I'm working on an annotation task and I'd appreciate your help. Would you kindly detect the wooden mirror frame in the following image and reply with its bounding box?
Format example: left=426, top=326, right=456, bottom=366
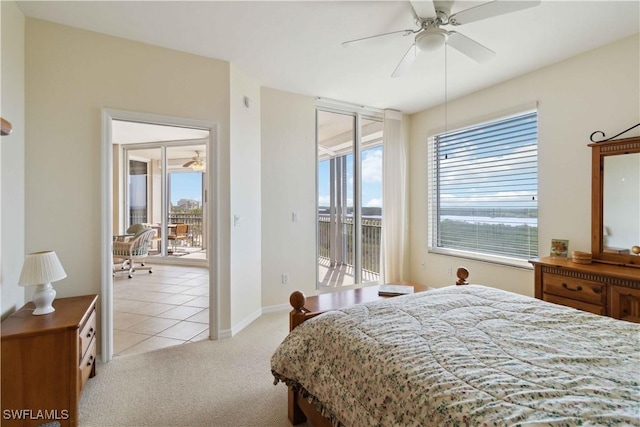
left=590, top=135, right=640, bottom=267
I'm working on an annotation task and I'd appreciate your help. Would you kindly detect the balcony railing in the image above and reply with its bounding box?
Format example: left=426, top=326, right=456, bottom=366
left=169, top=213, right=203, bottom=248
left=129, top=212, right=204, bottom=248
left=318, top=214, right=381, bottom=275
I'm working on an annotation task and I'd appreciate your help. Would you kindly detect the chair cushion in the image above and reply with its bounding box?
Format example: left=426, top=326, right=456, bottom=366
left=126, top=223, right=147, bottom=236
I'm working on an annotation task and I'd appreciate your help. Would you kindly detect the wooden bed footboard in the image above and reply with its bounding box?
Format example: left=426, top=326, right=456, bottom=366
left=285, top=268, right=469, bottom=425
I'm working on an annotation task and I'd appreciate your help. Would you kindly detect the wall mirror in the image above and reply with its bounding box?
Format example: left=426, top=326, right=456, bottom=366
left=591, top=135, right=640, bottom=267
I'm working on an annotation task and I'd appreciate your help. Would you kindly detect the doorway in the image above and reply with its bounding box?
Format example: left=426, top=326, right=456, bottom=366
left=101, top=109, right=219, bottom=362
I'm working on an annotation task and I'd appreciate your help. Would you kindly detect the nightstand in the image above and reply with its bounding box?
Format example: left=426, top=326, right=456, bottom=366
left=1, top=294, right=98, bottom=426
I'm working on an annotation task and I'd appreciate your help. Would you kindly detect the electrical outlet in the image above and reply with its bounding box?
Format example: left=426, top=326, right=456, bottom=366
left=420, top=262, right=426, bottom=270
left=282, top=273, right=289, bottom=284
left=447, top=266, right=453, bottom=276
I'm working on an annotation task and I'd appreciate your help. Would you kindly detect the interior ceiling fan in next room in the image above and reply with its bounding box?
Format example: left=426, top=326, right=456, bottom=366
left=343, top=0, right=541, bottom=77
left=182, top=151, right=206, bottom=171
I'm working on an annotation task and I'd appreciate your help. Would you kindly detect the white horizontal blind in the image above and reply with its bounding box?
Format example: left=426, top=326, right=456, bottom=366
left=431, top=111, right=538, bottom=261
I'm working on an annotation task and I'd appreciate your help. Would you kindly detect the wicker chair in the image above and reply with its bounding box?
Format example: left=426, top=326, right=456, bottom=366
left=167, top=223, right=189, bottom=255
left=113, top=228, right=155, bottom=278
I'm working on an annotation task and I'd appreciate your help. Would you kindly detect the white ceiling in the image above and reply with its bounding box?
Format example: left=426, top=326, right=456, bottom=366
left=111, top=120, right=208, bottom=162
left=17, top=1, right=640, bottom=114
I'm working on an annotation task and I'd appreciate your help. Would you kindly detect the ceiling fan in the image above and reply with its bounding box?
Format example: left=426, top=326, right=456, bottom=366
left=343, top=0, right=541, bottom=77
left=182, top=151, right=206, bottom=171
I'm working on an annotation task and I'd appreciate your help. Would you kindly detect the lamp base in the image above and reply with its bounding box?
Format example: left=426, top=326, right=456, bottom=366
left=32, top=283, right=56, bottom=315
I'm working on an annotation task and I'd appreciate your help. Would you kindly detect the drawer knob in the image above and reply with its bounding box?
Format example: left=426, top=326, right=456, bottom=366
left=562, top=283, right=583, bottom=292
left=86, top=327, right=94, bottom=338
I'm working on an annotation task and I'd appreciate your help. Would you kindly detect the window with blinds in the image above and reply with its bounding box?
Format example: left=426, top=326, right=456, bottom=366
left=428, top=110, right=538, bottom=263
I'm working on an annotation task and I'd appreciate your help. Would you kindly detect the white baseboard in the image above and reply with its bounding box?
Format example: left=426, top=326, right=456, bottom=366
left=211, top=305, right=290, bottom=340
left=230, top=307, right=263, bottom=337
left=261, top=303, right=291, bottom=314
left=217, top=329, right=233, bottom=339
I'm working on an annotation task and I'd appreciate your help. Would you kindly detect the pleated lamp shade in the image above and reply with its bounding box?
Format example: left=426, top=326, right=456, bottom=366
left=19, top=251, right=67, bottom=315
left=19, top=251, right=67, bottom=286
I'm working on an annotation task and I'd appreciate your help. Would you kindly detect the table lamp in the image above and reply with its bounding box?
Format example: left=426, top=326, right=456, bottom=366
left=18, top=251, right=67, bottom=315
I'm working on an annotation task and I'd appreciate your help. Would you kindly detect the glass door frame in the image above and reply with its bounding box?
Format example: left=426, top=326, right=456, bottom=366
left=316, top=103, right=383, bottom=289
left=122, top=140, right=208, bottom=264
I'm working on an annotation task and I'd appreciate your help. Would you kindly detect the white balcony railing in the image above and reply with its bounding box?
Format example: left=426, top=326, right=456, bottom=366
left=318, top=214, right=381, bottom=276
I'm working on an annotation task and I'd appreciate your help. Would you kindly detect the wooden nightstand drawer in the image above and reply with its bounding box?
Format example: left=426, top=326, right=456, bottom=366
left=543, top=293, right=606, bottom=316
left=80, top=337, right=97, bottom=390
left=543, top=274, right=606, bottom=305
left=79, top=309, right=96, bottom=360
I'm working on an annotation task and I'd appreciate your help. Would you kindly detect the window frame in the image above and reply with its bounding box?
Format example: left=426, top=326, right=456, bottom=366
left=427, top=108, right=539, bottom=269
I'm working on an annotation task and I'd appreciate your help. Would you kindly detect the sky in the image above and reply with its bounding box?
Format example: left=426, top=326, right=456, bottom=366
left=170, top=146, right=383, bottom=211
left=170, top=172, right=203, bottom=205
left=318, top=146, right=382, bottom=209
left=438, top=112, right=538, bottom=210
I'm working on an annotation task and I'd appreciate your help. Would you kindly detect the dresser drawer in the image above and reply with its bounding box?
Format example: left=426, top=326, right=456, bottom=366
left=80, top=336, right=97, bottom=390
left=542, top=274, right=606, bottom=305
left=610, top=285, right=640, bottom=323
left=543, top=293, right=607, bottom=316
left=79, top=309, right=97, bottom=360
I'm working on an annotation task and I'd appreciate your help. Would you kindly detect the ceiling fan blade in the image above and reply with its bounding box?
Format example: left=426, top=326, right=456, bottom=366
left=342, top=29, right=415, bottom=47
left=183, top=160, right=196, bottom=167
left=392, top=44, right=418, bottom=78
left=449, top=0, right=541, bottom=26
left=409, top=0, right=436, bottom=19
left=447, top=31, right=495, bottom=63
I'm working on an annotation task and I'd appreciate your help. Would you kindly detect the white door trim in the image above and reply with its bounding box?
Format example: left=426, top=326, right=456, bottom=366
left=101, top=108, right=220, bottom=362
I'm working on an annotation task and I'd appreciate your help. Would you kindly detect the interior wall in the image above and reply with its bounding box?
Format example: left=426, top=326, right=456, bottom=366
left=1, top=1, right=26, bottom=319
left=229, top=65, right=262, bottom=331
left=409, top=34, right=640, bottom=296
left=111, top=144, right=123, bottom=234
left=24, top=19, right=232, bottom=328
left=261, top=88, right=316, bottom=310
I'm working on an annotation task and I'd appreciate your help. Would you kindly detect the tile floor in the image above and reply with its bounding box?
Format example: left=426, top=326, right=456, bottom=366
left=113, top=263, right=209, bottom=357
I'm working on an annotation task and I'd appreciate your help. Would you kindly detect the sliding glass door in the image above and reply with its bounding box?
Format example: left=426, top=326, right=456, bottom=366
left=360, top=118, right=384, bottom=283
left=166, top=146, right=207, bottom=259
left=122, top=142, right=208, bottom=262
left=128, top=159, right=151, bottom=225
left=317, top=110, right=383, bottom=288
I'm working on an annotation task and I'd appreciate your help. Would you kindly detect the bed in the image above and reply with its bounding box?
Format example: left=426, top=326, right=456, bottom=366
left=271, top=279, right=640, bottom=426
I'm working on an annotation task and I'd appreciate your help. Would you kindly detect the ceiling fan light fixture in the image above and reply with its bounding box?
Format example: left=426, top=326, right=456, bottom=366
left=415, top=28, right=448, bottom=52
left=191, top=161, right=205, bottom=172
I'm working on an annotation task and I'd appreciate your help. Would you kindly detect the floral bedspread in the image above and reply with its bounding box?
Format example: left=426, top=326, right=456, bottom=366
left=271, top=285, right=640, bottom=426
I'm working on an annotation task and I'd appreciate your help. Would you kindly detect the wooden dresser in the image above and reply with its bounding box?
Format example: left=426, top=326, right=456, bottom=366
left=530, top=257, right=640, bottom=323
left=1, top=294, right=98, bottom=426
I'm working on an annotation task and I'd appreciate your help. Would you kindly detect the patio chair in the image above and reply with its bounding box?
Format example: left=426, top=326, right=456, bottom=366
left=113, top=228, right=155, bottom=278
left=168, top=223, right=189, bottom=255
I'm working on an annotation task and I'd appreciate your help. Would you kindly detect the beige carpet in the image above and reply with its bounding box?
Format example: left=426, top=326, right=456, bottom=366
left=80, top=311, right=307, bottom=427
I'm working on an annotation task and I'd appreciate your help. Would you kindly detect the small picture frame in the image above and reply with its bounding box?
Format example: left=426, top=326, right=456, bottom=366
left=551, top=239, right=569, bottom=258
